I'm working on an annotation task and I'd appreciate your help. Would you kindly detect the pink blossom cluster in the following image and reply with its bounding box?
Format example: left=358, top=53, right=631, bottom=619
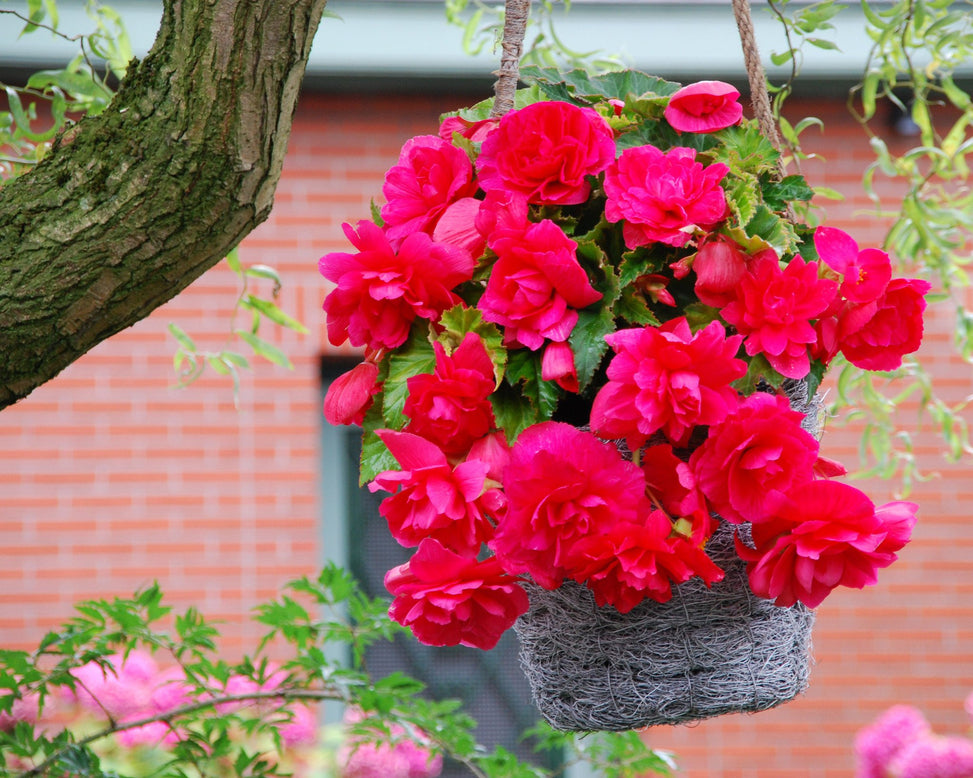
left=854, top=701, right=973, bottom=778
left=338, top=707, right=442, bottom=778
left=0, top=652, right=318, bottom=751
left=319, top=77, right=928, bottom=651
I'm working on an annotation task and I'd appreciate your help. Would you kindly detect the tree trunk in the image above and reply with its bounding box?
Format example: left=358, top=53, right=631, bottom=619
left=0, top=0, right=328, bottom=410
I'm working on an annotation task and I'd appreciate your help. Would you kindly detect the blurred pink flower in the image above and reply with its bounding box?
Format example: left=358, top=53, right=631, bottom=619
left=854, top=704, right=931, bottom=778
left=69, top=650, right=159, bottom=719
left=889, top=734, right=973, bottom=778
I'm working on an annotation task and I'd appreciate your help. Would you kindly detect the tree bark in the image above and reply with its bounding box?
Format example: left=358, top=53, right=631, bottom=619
left=0, top=0, right=328, bottom=410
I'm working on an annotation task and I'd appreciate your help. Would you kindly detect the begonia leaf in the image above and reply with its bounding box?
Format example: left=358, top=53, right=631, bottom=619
left=521, top=66, right=680, bottom=108
left=505, top=349, right=561, bottom=420
left=711, top=123, right=780, bottom=176
left=612, top=287, right=661, bottom=328
left=437, top=304, right=506, bottom=385
left=490, top=381, right=540, bottom=445
left=569, top=305, right=615, bottom=393
left=745, top=205, right=801, bottom=256
left=618, top=246, right=667, bottom=288
left=762, top=174, right=816, bottom=211
left=383, top=323, right=437, bottom=429
left=732, top=352, right=786, bottom=395
left=724, top=173, right=760, bottom=231
left=575, top=239, right=621, bottom=307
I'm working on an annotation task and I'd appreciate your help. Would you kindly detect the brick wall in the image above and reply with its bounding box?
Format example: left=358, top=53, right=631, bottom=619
left=1, top=91, right=970, bottom=776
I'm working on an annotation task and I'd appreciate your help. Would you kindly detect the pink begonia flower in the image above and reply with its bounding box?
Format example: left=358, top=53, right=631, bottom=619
left=813, top=226, right=892, bottom=304
left=889, top=734, right=973, bottom=778
left=590, top=317, right=746, bottom=449
left=478, top=218, right=602, bottom=351
left=385, top=538, right=529, bottom=650
left=736, top=480, right=918, bottom=608
left=664, top=80, right=744, bottom=133
left=438, top=114, right=498, bottom=144
left=476, top=100, right=616, bottom=205
left=474, top=189, right=530, bottom=243
left=324, top=361, right=382, bottom=427
left=466, top=430, right=511, bottom=484
left=604, top=144, right=729, bottom=248
left=320, top=220, right=474, bottom=351
left=836, top=277, right=931, bottom=371
left=369, top=430, right=499, bottom=558
left=690, top=392, right=820, bottom=524
left=640, top=444, right=715, bottom=544
left=540, top=340, right=580, bottom=393
left=693, top=235, right=768, bottom=308
left=403, top=333, right=497, bottom=456
left=431, top=197, right=486, bottom=258
left=721, top=254, right=838, bottom=380
left=567, top=513, right=692, bottom=611
left=380, top=135, right=478, bottom=243
left=854, top=704, right=931, bottom=778
left=491, top=422, right=651, bottom=589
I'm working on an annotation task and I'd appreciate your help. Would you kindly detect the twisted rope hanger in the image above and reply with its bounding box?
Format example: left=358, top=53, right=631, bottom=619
left=490, top=0, right=783, bottom=161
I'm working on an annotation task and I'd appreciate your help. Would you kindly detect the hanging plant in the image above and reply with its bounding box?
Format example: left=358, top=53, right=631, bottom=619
left=317, top=60, right=927, bottom=729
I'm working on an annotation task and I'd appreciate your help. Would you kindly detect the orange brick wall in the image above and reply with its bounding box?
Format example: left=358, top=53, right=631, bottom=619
left=1, top=91, right=971, bottom=777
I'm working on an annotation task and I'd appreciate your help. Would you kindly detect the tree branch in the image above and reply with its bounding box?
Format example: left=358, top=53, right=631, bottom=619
left=0, top=0, right=329, bottom=410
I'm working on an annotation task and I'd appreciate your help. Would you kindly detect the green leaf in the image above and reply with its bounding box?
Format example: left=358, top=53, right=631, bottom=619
left=225, top=247, right=242, bottom=275
left=436, top=304, right=506, bottom=383
left=744, top=205, right=800, bottom=255
left=359, top=402, right=396, bottom=486
left=724, top=173, right=760, bottom=230
left=569, top=306, right=615, bottom=393
left=383, top=324, right=437, bottom=428
left=732, top=353, right=785, bottom=394
left=242, top=295, right=308, bottom=334
left=711, top=122, right=780, bottom=176
left=168, top=323, right=197, bottom=352
left=490, top=381, right=539, bottom=445
left=613, top=287, right=661, bottom=328
left=244, top=264, right=283, bottom=286
left=236, top=331, right=293, bottom=369
left=762, top=174, right=816, bottom=211
left=520, top=66, right=681, bottom=107
left=504, top=349, right=560, bottom=419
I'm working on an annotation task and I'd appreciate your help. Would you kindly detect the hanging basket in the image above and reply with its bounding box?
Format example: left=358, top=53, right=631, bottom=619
left=515, top=522, right=815, bottom=731
left=515, top=379, right=820, bottom=732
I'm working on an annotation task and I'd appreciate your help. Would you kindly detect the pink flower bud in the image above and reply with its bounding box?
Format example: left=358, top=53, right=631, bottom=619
left=323, top=361, right=381, bottom=426
left=693, top=234, right=750, bottom=307
left=541, top=341, right=580, bottom=393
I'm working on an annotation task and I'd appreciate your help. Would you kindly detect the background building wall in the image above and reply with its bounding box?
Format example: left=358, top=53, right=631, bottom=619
left=1, top=90, right=971, bottom=777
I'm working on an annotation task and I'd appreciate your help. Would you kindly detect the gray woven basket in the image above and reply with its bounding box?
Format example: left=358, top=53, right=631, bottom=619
left=515, top=523, right=814, bottom=731
left=515, top=381, right=819, bottom=732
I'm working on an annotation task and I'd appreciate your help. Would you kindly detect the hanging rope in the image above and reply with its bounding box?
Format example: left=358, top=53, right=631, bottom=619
left=491, top=0, right=531, bottom=118
left=731, top=0, right=783, bottom=159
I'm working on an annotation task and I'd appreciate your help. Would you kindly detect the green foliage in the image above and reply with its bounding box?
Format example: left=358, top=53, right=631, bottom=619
left=0, top=572, right=673, bottom=778
left=169, top=249, right=309, bottom=405
left=443, top=0, right=623, bottom=74
left=0, top=0, right=131, bottom=179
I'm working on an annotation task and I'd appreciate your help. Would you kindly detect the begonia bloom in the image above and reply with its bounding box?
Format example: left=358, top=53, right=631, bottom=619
left=403, top=333, right=497, bottom=455
left=385, top=538, right=529, bottom=650
left=478, top=219, right=601, bottom=350
left=381, top=135, right=478, bottom=243
left=721, top=255, right=838, bottom=379
left=813, top=226, right=892, bottom=304
left=491, top=422, right=651, bottom=589
left=476, top=100, right=616, bottom=205
left=541, top=341, right=580, bottom=393
left=664, top=80, right=743, bottom=133
left=369, top=430, right=499, bottom=557
left=590, top=318, right=745, bottom=449
left=604, top=144, right=729, bottom=248
left=691, top=392, right=819, bottom=524
left=320, top=221, right=474, bottom=351
left=438, top=115, right=499, bottom=144
left=836, top=277, right=931, bottom=371
left=693, top=235, right=765, bottom=308
left=324, top=361, right=382, bottom=426
left=736, top=480, right=917, bottom=608
left=641, top=444, right=714, bottom=543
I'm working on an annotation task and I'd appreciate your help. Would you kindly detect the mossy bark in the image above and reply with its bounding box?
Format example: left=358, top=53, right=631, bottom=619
left=0, top=0, right=328, bottom=409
